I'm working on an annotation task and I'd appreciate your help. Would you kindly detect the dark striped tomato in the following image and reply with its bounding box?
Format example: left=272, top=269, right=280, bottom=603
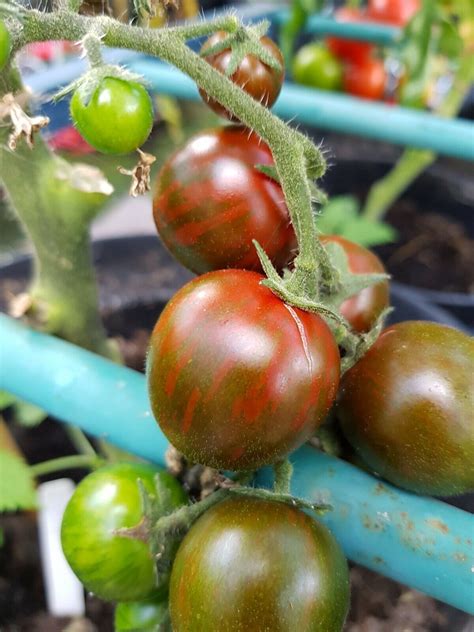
left=338, top=322, right=474, bottom=496
left=320, top=235, right=389, bottom=333
left=199, top=32, right=284, bottom=121
left=61, top=463, right=187, bottom=602
left=152, top=126, right=296, bottom=275
left=169, top=496, right=350, bottom=632
left=147, top=270, right=340, bottom=470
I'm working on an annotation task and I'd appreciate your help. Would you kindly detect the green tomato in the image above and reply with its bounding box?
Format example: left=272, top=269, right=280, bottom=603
left=70, top=77, right=154, bottom=155
left=170, top=496, right=350, bottom=631
left=0, top=20, right=11, bottom=71
left=61, top=462, right=187, bottom=602
left=292, top=44, right=343, bottom=91
left=115, top=597, right=168, bottom=631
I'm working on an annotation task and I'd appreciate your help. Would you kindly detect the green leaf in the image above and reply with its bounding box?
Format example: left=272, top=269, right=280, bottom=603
left=317, top=195, right=359, bottom=234
left=438, top=19, right=463, bottom=58
left=13, top=400, right=47, bottom=428
left=0, top=450, right=37, bottom=512
left=0, top=390, right=16, bottom=410
left=341, top=218, right=397, bottom=247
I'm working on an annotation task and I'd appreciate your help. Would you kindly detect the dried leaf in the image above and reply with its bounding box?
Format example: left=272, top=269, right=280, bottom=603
left=118, top=149, right=156, bottom=197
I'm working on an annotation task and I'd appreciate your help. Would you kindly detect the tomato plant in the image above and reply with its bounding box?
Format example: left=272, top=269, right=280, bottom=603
left=70, top=77, right=153, bottom=155
left=61, top=462, right=187, bottom=602
left=169, top=496, right=350, bottom=632
left=338, top=321, right=474, bottom=496
left=199, top=32, right=284, bottom=120
left=0, top=20, right=11, bottom=70
left=153, top=126, right=297, bottom=274
left=367, top=0, right=421, bottom=26
left=343, top=58, right=386, bottom=100
left=147, top=269, right=340, bottom=471
left=326, top=7, right=374, bottom=63
left=320, top=235, right=389, bottom=333
left=292, top=44, right=343, bottom=90
left=115, top=597, right=168, bottom=631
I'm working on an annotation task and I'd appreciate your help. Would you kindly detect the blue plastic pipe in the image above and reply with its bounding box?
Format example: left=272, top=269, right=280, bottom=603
left=0, top=314, right=472, bottom=613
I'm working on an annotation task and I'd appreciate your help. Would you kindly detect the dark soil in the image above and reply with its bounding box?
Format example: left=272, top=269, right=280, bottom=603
left=376, top=201, right=474, bottom=294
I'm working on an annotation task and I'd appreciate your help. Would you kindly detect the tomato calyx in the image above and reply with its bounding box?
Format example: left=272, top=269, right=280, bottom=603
left=200, top=21, right=283, bottom=79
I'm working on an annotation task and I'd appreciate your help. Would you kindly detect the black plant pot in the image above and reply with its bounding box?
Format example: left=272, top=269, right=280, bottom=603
left=320, top=157, right=474, bottom=329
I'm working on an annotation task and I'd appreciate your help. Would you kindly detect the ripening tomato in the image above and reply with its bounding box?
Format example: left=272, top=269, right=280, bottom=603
left=0, top=20, right=11, bottom=70
left=292, top=44, right=343, bottom=91
left=343, top=58, right=386, bottom=100
left=153, top=126, right=296, bottom=274
left=147, top=270, right=340, bottom=471
left=367, top=0, right=420, bottom=26
left=61, top=463, right=187, bottom=602
left=338, top=322, right=474, bottom=496
left=199, top=32, right=284, bottom=120
left=70, top=77, right=153, bottom=155
left=320, top=235, right=389, bottom=333
left=326, top=8, right=374, bottom=63
left=169, top=496, right=350, bottom=632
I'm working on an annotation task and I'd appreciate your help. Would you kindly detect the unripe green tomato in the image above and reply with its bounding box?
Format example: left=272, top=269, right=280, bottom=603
left=170, top=496, right=350, bottom=632
left=115, top=597, right=168, bottom=631
left=292, top=44, right=343, bottom=91
left=61, top=462, right=187, bottom=602
left=70, top=77, right=154, bottom=155
left=0, top=20, right=11, bottom=71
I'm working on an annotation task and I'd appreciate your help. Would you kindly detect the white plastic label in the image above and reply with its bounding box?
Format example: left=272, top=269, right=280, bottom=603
left=37, top=478, right=85, bottom=617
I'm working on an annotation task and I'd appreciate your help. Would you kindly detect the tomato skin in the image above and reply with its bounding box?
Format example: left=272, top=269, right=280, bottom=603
left=169, top=496, right=349, bottom=632
left=326, top=8, right=374, bottom=63
left=343, top=57, right=386, bottom=100
left=292, top=44, right=343, bottom=90
left=320, top=235, right=389, bottom=333
left=147, top=269, right=340, bottom=471
left=153, top=126, right=296, bottom=274
left=70, top=77, right=153, bottom=155
left=199, top=32, right=284, bottom=120
left=367, top=0, right=420, bottom=26
left=338, top=322, right=474, bottom=496
left=61, top=463, right=187, bottom=602
left=115, top=597, right=168, bottom=631
left=0, top=20, right=11, bottom=70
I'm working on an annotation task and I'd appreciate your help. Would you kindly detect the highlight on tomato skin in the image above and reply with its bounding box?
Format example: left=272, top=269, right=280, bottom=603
left=320, top=235, right=389, bottom=333
left=337, top=321, right=474, bottom=497
left=147, top=269, right=340, bottom=471
left=153, top=126, right=297, bottom=275
left=169, top=496, right=350, bottom=632
left=199, top=32, right=285, bottom=120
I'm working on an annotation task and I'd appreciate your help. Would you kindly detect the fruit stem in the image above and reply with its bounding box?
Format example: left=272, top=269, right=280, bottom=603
left=30, top=454, right=103, bottom=477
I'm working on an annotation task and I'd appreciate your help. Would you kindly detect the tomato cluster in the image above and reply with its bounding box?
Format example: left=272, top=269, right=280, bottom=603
left=293, top=2, right=421, bottom=102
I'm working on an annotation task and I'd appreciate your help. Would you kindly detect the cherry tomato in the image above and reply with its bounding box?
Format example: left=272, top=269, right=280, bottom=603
left=70, top=77, right=153, bottom=155
left=367, top=0, right=420, bottom=26
left=326, top=8, right=374, bottom=63
left=292, top=44, right=343, bottom=90
left=0, top=20, right=11, bottom=70
left=147, top=269, right=340, bottom=471
left=169, top=496, right=350, bottom=632
left=338, top=322, right=474, bottom=496
left=115, top=597, right=168, bottom=631
left=320, top=235, right=389, bottom=333
left=61, top=463, right=187, bottom=602
left=343, top=58, right=386, bottom=100
left=199, top=32, right=284, bottom=120
left=153, top=126, right=296, bottom=275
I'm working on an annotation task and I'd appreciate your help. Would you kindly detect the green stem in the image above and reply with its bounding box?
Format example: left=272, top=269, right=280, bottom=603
left=273, top=459, right=293, bottom=495
left=30, top=454, right=103, bottom=477
left=361, top=59, right=471, bottom=221
left=65, top=425, right=98, bottom=457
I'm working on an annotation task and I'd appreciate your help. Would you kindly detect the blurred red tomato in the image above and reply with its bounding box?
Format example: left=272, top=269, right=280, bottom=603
left=48, top=126, right=95, bottom=155
left=343, top=58, right=386, bottom=100
left=367, top=0, right=421, bottom=26
left=326, top=8, right=374, bottom=63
